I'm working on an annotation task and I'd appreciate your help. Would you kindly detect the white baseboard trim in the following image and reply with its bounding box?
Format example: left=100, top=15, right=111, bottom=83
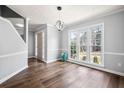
left=46, top=58, right=61, bottom=63
left=68, top=60, right=124, bottom=77
left=0, top=65, right=28, bottom=84
left=28, top=56, right=37, bottom=58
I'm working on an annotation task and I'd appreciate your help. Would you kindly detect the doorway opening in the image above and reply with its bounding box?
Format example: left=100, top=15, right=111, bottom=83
left=35, top=31, right=45, bottom=61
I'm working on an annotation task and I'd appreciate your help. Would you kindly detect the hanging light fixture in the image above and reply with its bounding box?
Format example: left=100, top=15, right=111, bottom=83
left=55, top=6, right=65, bottom=31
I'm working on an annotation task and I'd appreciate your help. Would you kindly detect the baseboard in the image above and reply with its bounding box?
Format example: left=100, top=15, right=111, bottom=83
left=28, top=56, right=37, bottom=58
left=46, top=58, right=61, bottom=63
left=0, top=65, right=28, bottom=84
left=68, top=60, right=124, bottom=77
left=42, top=60, right=47, bottom=63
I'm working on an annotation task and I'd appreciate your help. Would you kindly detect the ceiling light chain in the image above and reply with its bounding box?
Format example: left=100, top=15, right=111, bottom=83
left=55, top=6, right=65, bottom=31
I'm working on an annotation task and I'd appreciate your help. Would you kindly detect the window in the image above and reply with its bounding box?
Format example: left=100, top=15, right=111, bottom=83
left=69, top=23, right=104, bottom=66
left=90, top=26, right=103, bottom=64
left=70, top=32, right=78, bottom=60
left=79, top=31, right=88, bottom=62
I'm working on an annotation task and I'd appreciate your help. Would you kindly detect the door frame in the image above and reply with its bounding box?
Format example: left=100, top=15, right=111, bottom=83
left=35, top=31, right=45, bottom=61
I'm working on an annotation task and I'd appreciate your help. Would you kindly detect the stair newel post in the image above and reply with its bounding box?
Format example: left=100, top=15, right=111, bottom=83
left=24, top=18, right=29, bottom=48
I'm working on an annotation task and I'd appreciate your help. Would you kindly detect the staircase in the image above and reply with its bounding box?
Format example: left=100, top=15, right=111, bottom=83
left=0, top=16, right=28, bottom=84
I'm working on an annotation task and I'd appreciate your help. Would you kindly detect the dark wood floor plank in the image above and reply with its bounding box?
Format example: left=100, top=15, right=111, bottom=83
left=107, top=74, right=120, bottom=88
left=0, top=58, right=124, bottom=88
left=119, top=77, right=124, bottom=88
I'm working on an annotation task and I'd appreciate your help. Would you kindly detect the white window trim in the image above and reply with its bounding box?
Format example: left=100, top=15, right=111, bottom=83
left=68, top=23, right=104, bottom=67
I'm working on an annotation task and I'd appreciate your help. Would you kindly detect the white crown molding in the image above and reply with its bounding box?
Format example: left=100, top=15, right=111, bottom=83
left=47, top=24, right=55, bottom=27
left=35, top=24, right=47, bottom=32
left=67, top=7, right=124, bottom=29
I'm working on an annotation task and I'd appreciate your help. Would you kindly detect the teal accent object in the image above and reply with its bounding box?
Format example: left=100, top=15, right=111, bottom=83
left=61, top=52, right=68, bottom=62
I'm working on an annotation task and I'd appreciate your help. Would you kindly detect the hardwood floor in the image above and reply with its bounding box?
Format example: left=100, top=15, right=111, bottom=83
left=0, top=58, right=124, bottom=88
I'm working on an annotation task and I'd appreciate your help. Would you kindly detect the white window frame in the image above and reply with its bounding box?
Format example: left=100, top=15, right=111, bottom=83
left=79, top=29, right=89, bottom=63
left=68, top=23, right=104, bottom=67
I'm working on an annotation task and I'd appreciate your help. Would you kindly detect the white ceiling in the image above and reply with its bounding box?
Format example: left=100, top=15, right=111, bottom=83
left=8, top=5, right=124, bottom=26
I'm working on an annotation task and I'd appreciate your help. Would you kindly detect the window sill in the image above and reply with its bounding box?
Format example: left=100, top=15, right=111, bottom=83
left=68, top=58, right=104, bottom=67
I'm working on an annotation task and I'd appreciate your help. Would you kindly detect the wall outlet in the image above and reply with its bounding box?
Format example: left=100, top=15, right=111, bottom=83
left=117, top=63, right=122, bottom=67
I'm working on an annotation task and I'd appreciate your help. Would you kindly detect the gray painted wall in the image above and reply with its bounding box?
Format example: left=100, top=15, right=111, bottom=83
left=0, top=18, right=26, bottom=55
left=34, top=24, right=61, bottom=63
left=0, top=52, right=27, bottom=83
left=28, top=32, right=35, bottom=57
left=0, top=17, right=27, bottom=84
left=62, top=10, right=124, bottom=73
left=47, top=25, right=61, bottom=62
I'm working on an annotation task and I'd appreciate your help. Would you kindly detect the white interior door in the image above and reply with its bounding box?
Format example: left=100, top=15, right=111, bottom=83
left=37, top=32, right=43, bottom=61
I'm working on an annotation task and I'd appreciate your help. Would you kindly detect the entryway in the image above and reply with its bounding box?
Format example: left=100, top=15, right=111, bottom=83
left=35, top=31, right=45, bottom=61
